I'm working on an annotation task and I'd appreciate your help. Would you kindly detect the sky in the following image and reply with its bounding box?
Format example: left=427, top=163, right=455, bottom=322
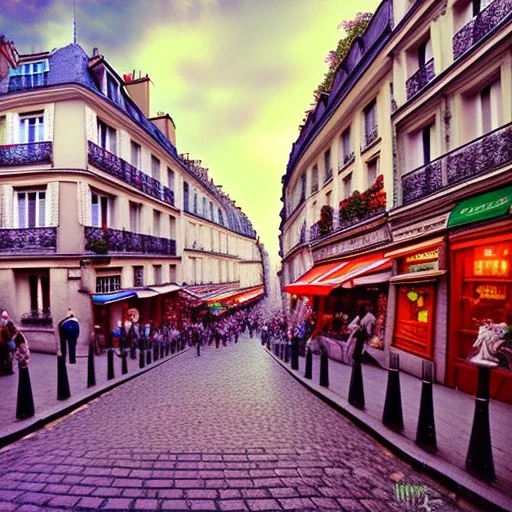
left=2, top=0, right=381, bottom=268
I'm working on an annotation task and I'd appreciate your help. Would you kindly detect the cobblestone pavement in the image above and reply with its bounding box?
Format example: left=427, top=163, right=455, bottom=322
left=0, top=338, right=478, bottom=511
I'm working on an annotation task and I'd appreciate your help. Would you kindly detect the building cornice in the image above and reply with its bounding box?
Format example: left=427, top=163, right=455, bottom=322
left=182, top=210, right=257, bottom=240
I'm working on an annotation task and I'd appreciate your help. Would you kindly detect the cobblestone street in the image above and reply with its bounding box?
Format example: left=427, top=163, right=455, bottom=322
left=0, top=338, right=475, bottom=511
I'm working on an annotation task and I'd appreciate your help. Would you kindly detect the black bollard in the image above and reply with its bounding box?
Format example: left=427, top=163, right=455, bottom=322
left=280, top=342, right=284, bottom=360
left=197, top=340, right=201, bottom=357
left=16, top=366, right=35, bottom=420
left=348, top=333, right=365, bottom=409
left=291, top=339, right=299, bottom=371
left=284, top=342, right=290, bottom=364
left=304, top=346, right=313, bottom=379
left=87, top=342, right=96, bottom=388
left=160, top=341, right=165, bottom=359
left=147, top=345, right=152, bottom=365
left=57, top=355, right=71, bottom=400
left=319, top=349, right=329, bottom=388
left=465, top=363, right=495, bottom=480
left=139, top=346, right=145, bottom=369
left=130, top=344, right=137, bottom=360
left=121, top=348, right=128, bottom=375
left=382, top=352, right=404, bottom=431
left=154, top=342, right=159, bottom=362
left=107, top=348, right=115, bottom=380
left=416, top=361, right=436, bottom=451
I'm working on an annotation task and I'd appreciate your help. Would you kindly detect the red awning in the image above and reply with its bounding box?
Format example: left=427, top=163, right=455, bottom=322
left=234, top=285, right=265, bottom=305
left=284, top=254, right=391, bottom=296
left=283, top=261, right=349, bottom=296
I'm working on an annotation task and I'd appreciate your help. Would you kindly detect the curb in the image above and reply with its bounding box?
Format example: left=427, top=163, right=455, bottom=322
left=0, top=347, right=191, bottom=450
left=264, top=346, right=510, bottom=512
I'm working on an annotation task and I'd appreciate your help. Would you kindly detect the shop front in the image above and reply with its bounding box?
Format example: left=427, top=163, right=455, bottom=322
left=447, top=185, right=512, bottom=403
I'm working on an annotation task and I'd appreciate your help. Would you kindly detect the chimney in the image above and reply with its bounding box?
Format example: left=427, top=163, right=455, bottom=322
left=150, top=112, right=177, bottom=147
left=124, top=73, right=151, bottom=118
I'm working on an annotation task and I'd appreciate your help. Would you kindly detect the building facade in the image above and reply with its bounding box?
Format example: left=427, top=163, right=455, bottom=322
left=0, top=43, right=264, bottom=354
left=280, top=0, right=512, bottom=403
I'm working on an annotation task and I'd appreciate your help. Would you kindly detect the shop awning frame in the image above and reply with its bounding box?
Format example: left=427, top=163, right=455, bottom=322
left=389, top=269, right=447, bottom=284
left=384, top=237, right=444, bottom=259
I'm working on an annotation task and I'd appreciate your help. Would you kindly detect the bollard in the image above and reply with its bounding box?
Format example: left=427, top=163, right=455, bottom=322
left=121, top=348, right=128, bottom=375
left=304, top=346, right=313, bottom=380
left=416, top=360, right=436, bottom=451
left=348, top=333, right=365, bottom=410
left=57, top=355, right=71, bottom=400
left=291, top=339, right=299, bottom=371
left=465, top=363, right=496, bottom=481
left=87, top=342, right=96, bottom=388
left=147, top=345, right=152, bottom=365
left=139, top=345, right=145, bottom=369
left=130, top=344, right=137, bottom=360
left=154, top=342, right=159, bottom=362
left=160, top=341, right=165, bottom=359
left=382, top=352, right=404, bottom=431
left=107, top=348, right=115, bottom=380
left=319, top=349, right=329, bottom=388
left=197, top=340, right=201, bottom=357
left=284, top=342, right=290, bottom=364
left=16, top=366, right=35, bottom=420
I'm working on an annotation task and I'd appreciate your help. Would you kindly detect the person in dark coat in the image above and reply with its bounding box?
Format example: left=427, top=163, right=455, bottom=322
left=58, top=309, right=80, bottom=364
left=0, top=310, right=16, bottom=376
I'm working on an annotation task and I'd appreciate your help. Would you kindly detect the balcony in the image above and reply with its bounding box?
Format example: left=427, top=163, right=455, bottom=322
left=88, top=141, right=175, bottom=208
left=324, top=168, right=333, bottom=183
left=401, top=122, right=512, bottom=205
left=406, top=58, right=435, bottom=100
left=8, top=74, right=48, bottom=93
left=453, top=0, right=512, bottom=61
left=85, top=227, right=176, bottom=256
left=0, top=142, right=53, bottom=167
left=0, top=227, right=57, bottom=253
left=363, top=126, right=379, bottom=149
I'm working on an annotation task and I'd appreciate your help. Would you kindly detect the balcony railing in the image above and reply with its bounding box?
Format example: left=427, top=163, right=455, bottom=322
left=364, top=126, right=379, bottom=149
left=0, top=227, right=57, bottom=253
left=324, top=168, right=333, bottom=183
left=85, top=227, right=176, bottom=256
left=406, top=58, right=435, bottom=100
left=0, top=142, right=53, bottom=167
left=453, top=0, right=512, bottom=61
left=8, top=74, right=49, bottom=93
left=401, top=122, right=512, bottom=205
left=88, top=141, right=175, bottom=207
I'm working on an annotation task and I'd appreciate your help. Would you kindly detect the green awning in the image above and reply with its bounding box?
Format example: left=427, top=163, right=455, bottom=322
left=448, top=185, right=512, bottom=228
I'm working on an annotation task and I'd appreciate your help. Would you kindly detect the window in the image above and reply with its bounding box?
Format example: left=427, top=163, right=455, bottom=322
left=311, top=165, right=319, bottom=194
left=133, top=266, right=144, bottom=287
left=480, top=84, right=492, bottom=134
left=193, top=193, right=198, bottom=214
left=210, top=201, right=214, bottom=221
left=151, top=155, right=160, bottom=180
left=97, top=119, right=116, bottom=154
left=9, top=60, right=49, bottom=90
left=202, top=197, right=208, bottom=218
left=169, top=264, right=177, bottom=283
left=167, top=167, right=175, bottom=191
left=190, top=257, right=197, bottom=284
left=29, top=272, right=50, bottom=312
left=91, top=192, right=112, bottom=229
left=131, top=141, right=141, bottom=169
left=129, top=202, right=141, bottom=232
left=367, top=158, right=379, bottom=188
left=153, top=265, right=162, bottom=285
left=183, top=182, right=189, bottom=211
left=324, top=149, right=332, bottom=182
left=169, top=215, right=176, bottom=239
left=341, top=128, right=352, bottom=166
left=19, top=112, right=44, bottom=143
left=472, top=0, right=492, bottom=16
left=106, top=73, right=119, bottom=103
left=422, top=125, right=431, bottom=165
left=153, top=210, right=161, bottom=236
left=363, top=100, right=378, bottom=146
left=16, top=190, right=46, bottom=228
left=343, top=173, right=353, bottom=199
left=96, top=275, right=121, bottom=293
left=417, top=39, right=433, bottom=69
left=218, top=208, right=224, bottom=226
left=300, top=173, right=306, bottom=202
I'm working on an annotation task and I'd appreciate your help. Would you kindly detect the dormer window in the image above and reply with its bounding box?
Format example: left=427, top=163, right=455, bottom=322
left=8, top=60, right=49, bottom=92
left=106, top=72, right=120, bottom=103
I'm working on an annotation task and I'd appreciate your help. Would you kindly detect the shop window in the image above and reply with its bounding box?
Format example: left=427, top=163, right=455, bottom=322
left=133, top=266, right=144, bottom=287
left=393, top=284, right=435, bottom=358
left=96, top=275, right=121, bottom=293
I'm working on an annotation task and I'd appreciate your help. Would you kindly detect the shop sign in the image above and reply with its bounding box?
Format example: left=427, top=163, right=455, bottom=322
left=393, top=215, right=447, bottom=243
left=313, top=225, right=391, bottom=262
left=404, top=248, right=440, bottom=273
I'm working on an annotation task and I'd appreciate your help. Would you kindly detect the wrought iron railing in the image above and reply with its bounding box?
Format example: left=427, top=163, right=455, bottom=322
left=453, top=0, right=512, bottom=61
left=0, top=227, right=57, bottom=252
left=84, top=227, right=176, bottom=256
left=401, top=122, right=512, bottom=204
left=406, top=58, right=435, bottom=100
left=0, top=142, right=53, bottom=167
left=364, top=126, right=379, bottom=149
left=8, top=74, right=49, bottom=93
left=88, top=141, right=175, bottom=207
left=324, top=168, right=333, bottom=183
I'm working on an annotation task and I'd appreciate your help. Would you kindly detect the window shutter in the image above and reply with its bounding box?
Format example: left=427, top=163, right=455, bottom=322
left=2, top=185, right=14, bottom=228
left=85, top=106, right=96, bottom=143
left=43, top=104, right=54, bottom=142
left=46, top=182, right=59, bottom=227
left=77, top=181, right=92, bottom=226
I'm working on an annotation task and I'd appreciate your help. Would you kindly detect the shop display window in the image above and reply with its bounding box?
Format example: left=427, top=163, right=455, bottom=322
left=458, top=241, right=512, bottom=369
left=393, top=284, right=435, bottom=358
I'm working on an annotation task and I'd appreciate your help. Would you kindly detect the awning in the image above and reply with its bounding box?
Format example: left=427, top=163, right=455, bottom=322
left=389, top=269, right=447, bottom=284
left=285, top=254, right=391, bottom=296
left=385, top=237, right=444, bottom=259
left=283, top=261, right=349, bottom=295
left=448, top=185, right=512, bottom=228
left=135, top=289, right=160, bottom=299
left=209, top=285, right=265, bottom=306
left=149, top=283, right=181, bottom=295
left=234, top=285, right=265, bottom=305
left=92, top=290, right=137, bottom=305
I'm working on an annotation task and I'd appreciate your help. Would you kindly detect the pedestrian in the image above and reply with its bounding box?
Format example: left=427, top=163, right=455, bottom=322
left=13, top=331, right=35, bottom=420
left=58, top=309, right=80, bottom=364
left=0, top=310, right=16, bottom=376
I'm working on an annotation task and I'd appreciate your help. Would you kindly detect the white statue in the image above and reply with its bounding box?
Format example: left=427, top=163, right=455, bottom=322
left=470, top=321, right=507, bottom=366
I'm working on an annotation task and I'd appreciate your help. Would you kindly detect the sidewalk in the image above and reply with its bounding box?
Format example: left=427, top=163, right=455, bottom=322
left=265, top=343, right=512, bottom=511
left=0, top=346, right=190, bottom=447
